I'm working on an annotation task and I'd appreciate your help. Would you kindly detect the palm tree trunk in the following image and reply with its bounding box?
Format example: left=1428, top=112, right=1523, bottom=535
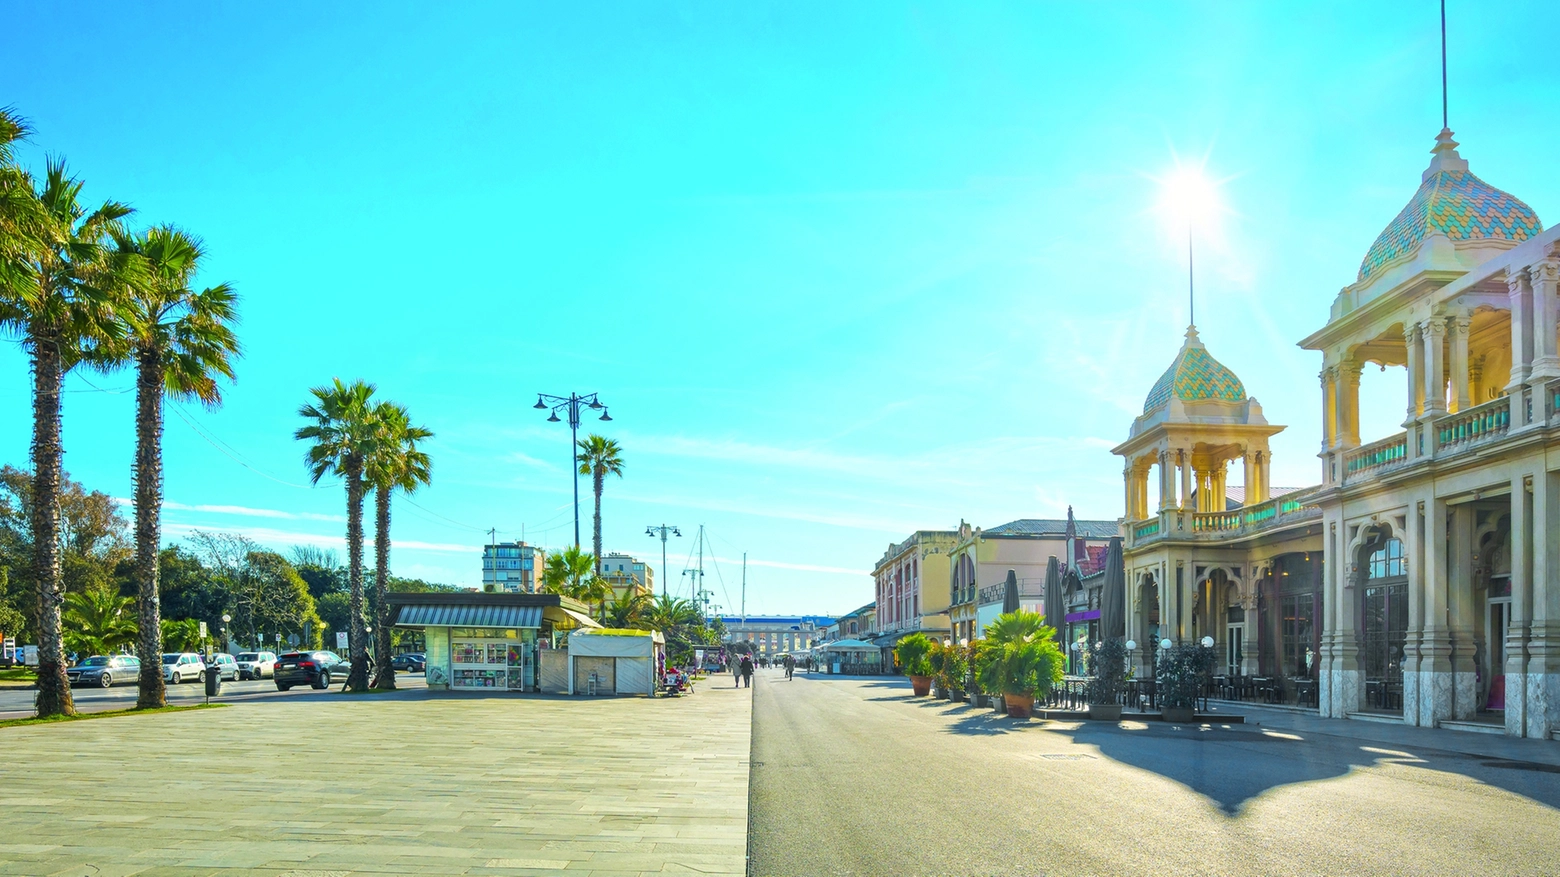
left=345, top=462, right=370, bottom=691
left=30, top=338, right=74, bottom=717
left=372, top=486, right=395, bottom=690
left=592, top=469, right=604, bottom=576
left=133, top=349, right=167, bottom=709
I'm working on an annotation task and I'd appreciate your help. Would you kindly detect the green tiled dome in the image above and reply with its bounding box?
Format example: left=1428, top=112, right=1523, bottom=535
left=1358, top=130, right=1542, bottom=282
left=1142, top=327, right=1246, bottom=413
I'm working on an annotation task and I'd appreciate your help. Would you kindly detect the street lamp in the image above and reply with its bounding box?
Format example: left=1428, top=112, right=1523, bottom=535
left=646, top=524, right=682, bottom=598
left=1160, top=638, right=1173, bottom=651
left=1200, top=635, right=1215, bottom=649
left=535, top=391, right=613, bottom=550
left=221, top=614, right=231, bottom=652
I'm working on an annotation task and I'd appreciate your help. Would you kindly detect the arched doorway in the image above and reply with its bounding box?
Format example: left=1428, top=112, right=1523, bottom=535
left=1137, top=572, right=1160, bottom=675
left=1357, top=527, right=1407, bottom=712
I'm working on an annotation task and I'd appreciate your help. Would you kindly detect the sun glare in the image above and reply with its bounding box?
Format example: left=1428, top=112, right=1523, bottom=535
left=1157, top=167, right=1223, bottom=230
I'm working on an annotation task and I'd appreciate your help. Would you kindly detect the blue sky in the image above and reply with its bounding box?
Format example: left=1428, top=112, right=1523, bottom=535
left=4, top=2, right=1558, bottom=614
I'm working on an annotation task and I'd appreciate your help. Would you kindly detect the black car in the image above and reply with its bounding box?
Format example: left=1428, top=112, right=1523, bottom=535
left=273, top=651, right=349, bottom=691
left=391, top=652, right=426, bottom=672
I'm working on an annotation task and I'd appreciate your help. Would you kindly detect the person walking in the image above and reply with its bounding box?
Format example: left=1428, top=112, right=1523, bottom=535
left=732, top=656, right=743, bottom=688
left=740, top=654, right=754, bottom=689
left=783, top=654, right=795, bottom=680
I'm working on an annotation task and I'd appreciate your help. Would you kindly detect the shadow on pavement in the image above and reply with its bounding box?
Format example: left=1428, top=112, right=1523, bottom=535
left=1040, top=719, right=1560, bottom=817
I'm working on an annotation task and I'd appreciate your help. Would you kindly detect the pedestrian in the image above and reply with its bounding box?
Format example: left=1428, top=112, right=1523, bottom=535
left=732, top=657, right=742, bottom=688
left=740, top=654, right=754, bottom=688
left=784, top=654, right=794, bottom=680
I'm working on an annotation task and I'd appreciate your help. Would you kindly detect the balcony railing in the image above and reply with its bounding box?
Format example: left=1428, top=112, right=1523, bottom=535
left=1345, top=432, right=1408, bottom=477
left=1191, top=492, right=1320, bottom=534
left=1134, top=519, right=1160, bottom=539
left=1434, top=395, right=1510, bottom=452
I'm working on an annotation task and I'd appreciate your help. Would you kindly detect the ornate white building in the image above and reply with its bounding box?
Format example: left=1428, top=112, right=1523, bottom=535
left=1116, top=125, right=1560, bottom=740
left=1304, top=127, right=1557, bottom=739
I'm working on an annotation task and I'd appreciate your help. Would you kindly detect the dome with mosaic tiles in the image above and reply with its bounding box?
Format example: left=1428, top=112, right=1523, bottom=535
left=1357, top=129, right=1542, bottom=283
left=1142, top=326, right=1246, bottom=414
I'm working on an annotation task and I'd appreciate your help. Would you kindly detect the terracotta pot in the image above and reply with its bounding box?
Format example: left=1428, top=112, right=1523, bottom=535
left=1161, top=706, right=1197, bottom=723
left=1003, top=693, right=1035, bottom=719
left=910, top=675, right=932, bottom=697
left=1088, top=703, right=1123, bottom=721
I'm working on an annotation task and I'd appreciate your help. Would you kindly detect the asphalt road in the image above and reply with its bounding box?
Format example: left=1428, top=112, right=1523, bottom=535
left=748, top=669, right=1560, bottom=877
left=0, top=670, right=428, bottom=719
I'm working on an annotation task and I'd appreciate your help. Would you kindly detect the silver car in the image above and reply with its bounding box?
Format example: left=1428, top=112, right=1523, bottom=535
left=68, top=655, right=140, bottom=688
left=206, top=653, right=240, bottom=682
left=235, top=651, right=277, bottom=680
left=161, top=652, right=207, bottom=684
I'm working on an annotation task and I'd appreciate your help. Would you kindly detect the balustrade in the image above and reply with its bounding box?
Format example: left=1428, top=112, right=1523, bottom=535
left=1434, top=395, right=1510, bottom=452
left=1345, top=432, right=1408, bottom=478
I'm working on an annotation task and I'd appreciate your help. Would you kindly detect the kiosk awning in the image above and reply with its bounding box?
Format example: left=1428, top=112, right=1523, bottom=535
left=396, top=603, right=543, bottom=628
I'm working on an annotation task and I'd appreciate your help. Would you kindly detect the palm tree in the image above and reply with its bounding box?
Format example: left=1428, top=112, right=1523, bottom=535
left=575, top=434, right=624, bottom=576
left=0, top=116, right=135, bottom=716
left=112, top=225, right=238, bottom=709
left=541, top=546, right=608, bottom=620
left=603, top=591, right=653, bottom=629
left=159, top=617, right=202, bottom=652
left=295, top=378, right=380, bottom=692
left=62, top=588, right=138, bottom=658
left=364, top=401, right=432, bottom=690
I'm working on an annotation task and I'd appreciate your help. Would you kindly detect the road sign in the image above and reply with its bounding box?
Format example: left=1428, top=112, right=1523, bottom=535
left=336, top=631, right=348, bottom=650
left=275, top=633, right=282, bottom=644
left=198, top=621, right=208, bottom=639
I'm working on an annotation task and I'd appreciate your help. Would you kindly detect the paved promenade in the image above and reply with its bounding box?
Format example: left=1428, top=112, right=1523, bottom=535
left=749, top=670, right=1560, bottom=877
left=0, top=683, right=751, bottom=876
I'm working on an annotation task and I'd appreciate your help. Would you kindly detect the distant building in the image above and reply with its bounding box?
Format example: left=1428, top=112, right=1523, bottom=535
left=872, top=529, right=958, bottom=641
left=947, top=510, right=1119, bottom=642
left=720, top=615, right=833, bottom=656
left=482, top=541, right=545, bottom=593
left=599, top=552, right=654, bottom=600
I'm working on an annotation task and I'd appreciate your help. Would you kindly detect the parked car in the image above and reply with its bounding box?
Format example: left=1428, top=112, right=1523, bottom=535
left=206, top=653, right=240, bottom=682
left=235, top=651, right=277, bottom=680
left=161, top=652, right=206, bottom=684
left=273, top=651, right=349, bottom=691
left=391, top=652, right=426, bottom=672
left=68, top=654, right=140, bottom=688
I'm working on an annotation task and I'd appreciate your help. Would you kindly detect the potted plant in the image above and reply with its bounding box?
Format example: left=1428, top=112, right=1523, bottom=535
left=927, top=639, right=948, bottom=697
left=946, top=643, right=970, bottom=702
left=895, top=633, right=934, bottom=696
left=1157, top=642, right=1214, bottom=723
left=969, top=640, right=995, bottom=708
left=983, top=610, right=1065, bottom=719
left=1086, top=639, right=1128, bottom=721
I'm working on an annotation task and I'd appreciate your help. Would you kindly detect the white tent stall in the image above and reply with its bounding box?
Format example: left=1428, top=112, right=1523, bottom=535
left=567, top=629, right=666, bottom=696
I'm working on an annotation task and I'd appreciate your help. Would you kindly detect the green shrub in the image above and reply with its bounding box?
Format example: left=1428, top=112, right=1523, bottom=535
left=972, top=639, right=1000, bottom=694
left=1156, top=643, right=1215, bottom=709
left=990, top=637, right=1065, bottom=698
left=944, top=643, right=971, bottom=692
left=894, top=633, right=934, bottom=677
left=1086, top=639, right=1129, bottom=705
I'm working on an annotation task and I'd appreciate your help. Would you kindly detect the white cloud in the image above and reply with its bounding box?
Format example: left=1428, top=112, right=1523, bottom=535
left=160, top=522, right=477, bottom=555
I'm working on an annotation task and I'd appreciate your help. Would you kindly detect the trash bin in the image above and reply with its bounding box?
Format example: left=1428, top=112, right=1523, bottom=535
left=205, top=667, right=220, bottom=697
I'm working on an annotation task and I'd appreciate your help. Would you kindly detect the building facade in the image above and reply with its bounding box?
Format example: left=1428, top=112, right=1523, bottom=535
left=872, top=530, right=957, bottom=640
left=947, top=514, right=1118, bottom=643
left=599, top=552, right=654, bottom=600
left=1116, top=327, right=1325, bottom=695
left=1302, top=128, right=1560, bottom=739
left=722, top=615, right=833, bottom=657
left=482, top=541, right=546, bottom=593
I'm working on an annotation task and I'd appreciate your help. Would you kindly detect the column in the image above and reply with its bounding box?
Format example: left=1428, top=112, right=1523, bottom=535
left=1332, top=361, right=1361, bottom=448
left=1449, top=314, right=1471, bottom=413
left=1158, top=451, right=1174, bottom=512
left=1530, top=259, right=1560, bottom=380
left=1507, top=472, right=1531, bottom=736
left=1320, top=367, right=1337, bottom=450
left=1507, top=269, right=1533, bottom=391
left=1213, top=463, right=1227, bottom=511
left=1243, top=448, right=1257, bottom=504
left=1448, top=504, right=1478, bottom=720
left=1527, top=471, right=1560, bottom=739
left=1257, top=451, right=1271, bottom=503
left=1421, top=319, right=1447, bottom=417
left=1418, top=496, right=1454, bottom=728
left=1136, top=465, right=1149, bottom=522
left=1123, top=467, right=1135, bottom=521
left=1179, top=450, right=1193, bottom=511
left=1404, top=321, right=1424, bottom=424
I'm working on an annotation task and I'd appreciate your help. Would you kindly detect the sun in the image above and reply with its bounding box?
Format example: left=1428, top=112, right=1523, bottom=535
left=1156, top=167, right=1224, bottom=231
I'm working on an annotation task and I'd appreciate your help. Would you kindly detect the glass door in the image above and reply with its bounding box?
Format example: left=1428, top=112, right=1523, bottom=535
left=506, top=644, right=526, bottom=691
left=1486, top=599, right=1510, bottom=710
left=1226, top=624, right=1243, bottom=676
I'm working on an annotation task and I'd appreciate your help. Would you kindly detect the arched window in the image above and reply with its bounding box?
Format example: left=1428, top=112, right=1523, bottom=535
left=1366, top=539, right=1405, bottom=580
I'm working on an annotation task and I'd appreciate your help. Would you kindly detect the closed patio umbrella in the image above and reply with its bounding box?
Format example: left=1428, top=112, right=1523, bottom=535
left=1043, top=556, right=1064, bottom=645
left=1002, top=569, right=1020, bottom=615
left=1099, top=536, right=1126, bottom=642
